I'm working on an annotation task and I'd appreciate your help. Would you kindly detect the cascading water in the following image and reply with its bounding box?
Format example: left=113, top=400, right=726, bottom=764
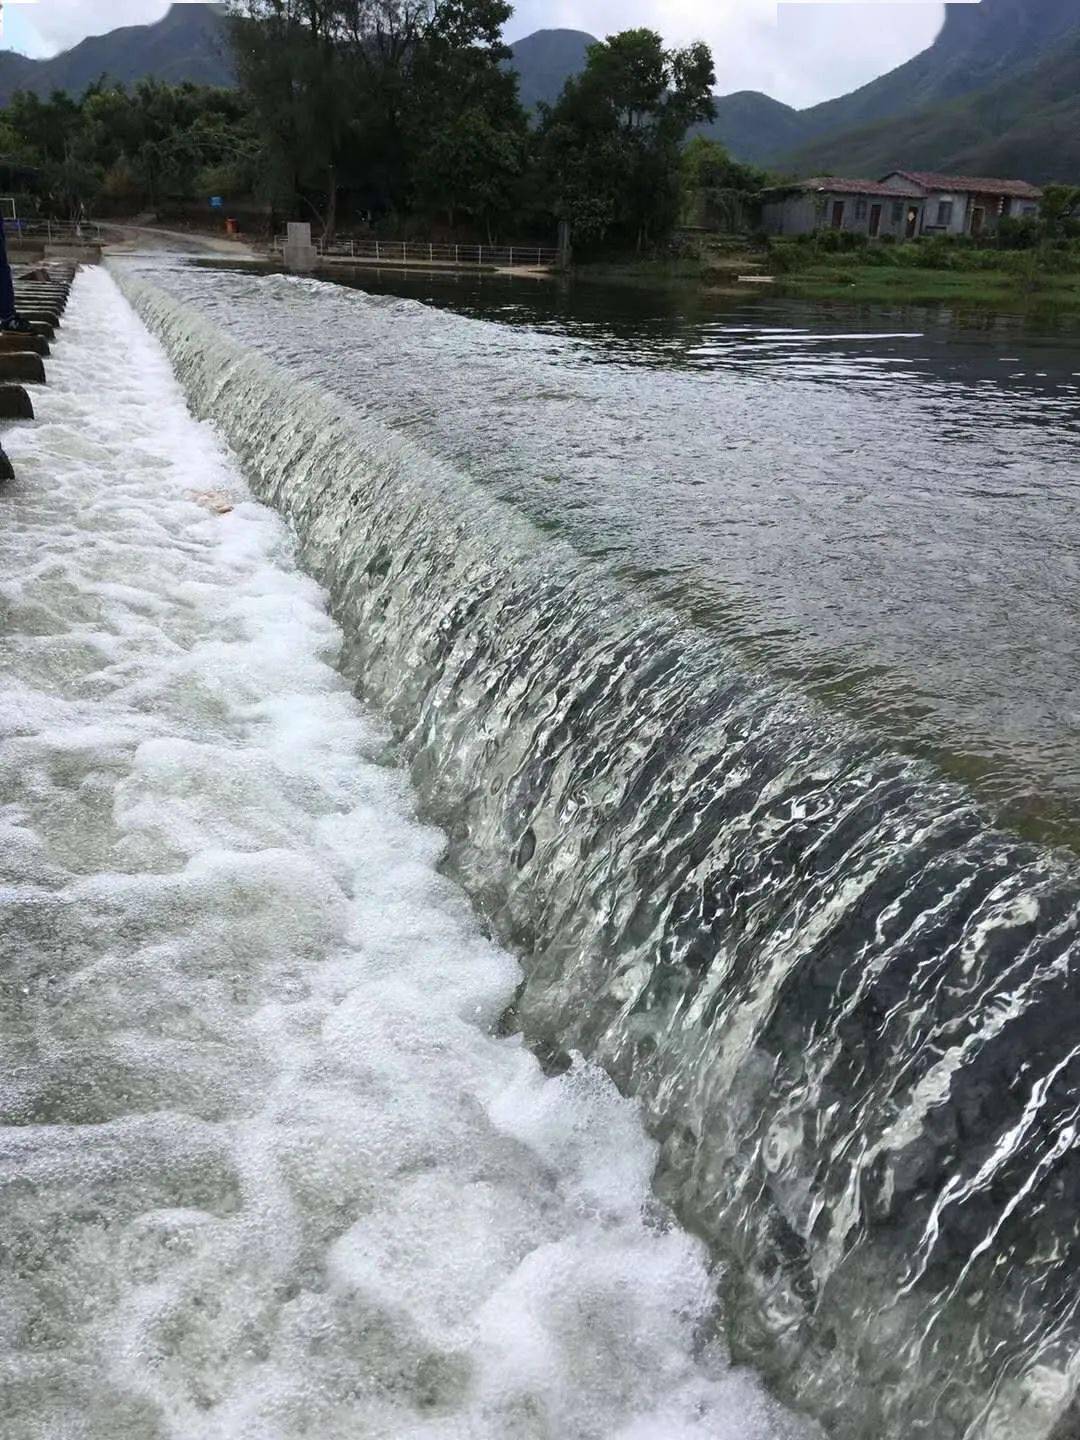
left=108, top=262, right=1080, bottom=1440
left=0, top=267, right=810, bottom=1440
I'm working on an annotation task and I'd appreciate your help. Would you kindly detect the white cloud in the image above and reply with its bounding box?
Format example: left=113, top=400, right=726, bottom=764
left=506, top=0, right=945, bottom=109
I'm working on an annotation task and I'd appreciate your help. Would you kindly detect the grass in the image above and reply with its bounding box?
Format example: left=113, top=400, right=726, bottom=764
left=773, top=263, right=1080, bottom=310
left=764, top=233, right=1080, bottom=312
left=568, top=238, right=1080, bottom=315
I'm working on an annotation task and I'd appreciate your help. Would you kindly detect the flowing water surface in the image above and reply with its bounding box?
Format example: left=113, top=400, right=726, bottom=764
left=6, top=253, right=1080, bottom=1440
left=189, top=260, right=1080, bottom=843
left=0, top=267, right=808, bottom=1440
left=96, top=256, right=1080, bottom=1440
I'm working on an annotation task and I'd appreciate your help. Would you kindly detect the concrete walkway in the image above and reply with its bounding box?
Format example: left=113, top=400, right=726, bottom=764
left=102, top=223, right=259, bottom=261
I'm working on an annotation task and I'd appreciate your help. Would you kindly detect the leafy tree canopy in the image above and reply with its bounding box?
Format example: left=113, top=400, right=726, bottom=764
left=228, top=0, right=526, bottom=240
left=0, top=80, right=255, bottom=219
left=539, top=29, right=716, bottom=252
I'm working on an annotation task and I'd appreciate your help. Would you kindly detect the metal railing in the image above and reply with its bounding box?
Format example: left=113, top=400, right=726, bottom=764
left=8, top=219, right=105, bottom=243
left=271, top=236, right=558, bottom=268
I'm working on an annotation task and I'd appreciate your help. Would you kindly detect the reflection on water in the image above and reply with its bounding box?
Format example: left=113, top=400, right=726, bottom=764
left=162, top=260, right=1080, bottom=844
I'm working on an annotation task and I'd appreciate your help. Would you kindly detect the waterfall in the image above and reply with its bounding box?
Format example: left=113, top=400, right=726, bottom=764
left=117, top=269, right=1080, bottom=1440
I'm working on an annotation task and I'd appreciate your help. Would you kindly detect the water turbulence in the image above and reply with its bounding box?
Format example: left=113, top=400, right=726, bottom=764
left=0, top=267, right=807, bottom=1440
left=21, top=259, right=1078, bottom=1438
left=111, top=266, right=1080, bottom=1440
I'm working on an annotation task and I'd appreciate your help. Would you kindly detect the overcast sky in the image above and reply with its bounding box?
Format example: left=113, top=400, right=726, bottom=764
left=3, top=0, right=949, bottom=109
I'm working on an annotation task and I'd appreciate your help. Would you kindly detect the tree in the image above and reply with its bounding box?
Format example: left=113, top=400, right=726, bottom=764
left=0, top=80, right=257, bottom=220
left=227, top=0, right=528, bottom=239
left=680, top=136, right=765, bottom=231
left=406, top=0, right=526, bottom=233
left=539, top=29, right=716, bottom=253
left=228, top=1, right=354, bottom=239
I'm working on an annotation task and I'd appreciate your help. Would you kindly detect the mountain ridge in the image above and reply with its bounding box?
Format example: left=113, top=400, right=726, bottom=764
left=0, top=3, right=233, bottom=106
left=0, top=1, right=1075, bottom=185
left=778, top=29, right=1080, bottom=184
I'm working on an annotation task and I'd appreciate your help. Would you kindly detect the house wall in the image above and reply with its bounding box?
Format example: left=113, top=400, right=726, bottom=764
left=763, top=190, right=920, bottom=238
left=761, top=194, right=818, bottom=236
left=874, top=196, right=921, bottom=238
left=920, top=190, right=969, bottom=236
left=879, top=174, right=921, bottom=197
left=879, top=172, right=1041, bottom=236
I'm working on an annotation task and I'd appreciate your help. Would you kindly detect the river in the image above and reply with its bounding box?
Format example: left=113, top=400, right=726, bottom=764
left=3, top=254, right=1079, bottom=1439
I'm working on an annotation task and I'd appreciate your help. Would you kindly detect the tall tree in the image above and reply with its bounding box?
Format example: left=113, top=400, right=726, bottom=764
left=540, top=29, right=716, bottom=252
left=228, top=1, right=353, bottom=238
left=228, top=0, right=528, bottom=238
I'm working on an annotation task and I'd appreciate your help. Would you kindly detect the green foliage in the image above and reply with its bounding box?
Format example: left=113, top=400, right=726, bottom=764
left=538, top=29, right=716, bottom=252
left=0, top=80, right=256, bottom=218
left=228, top=0, right=527, bottom=239
left=0, top=9, right=717, bottom=249
left=768, top=230, right=1080, bottom=279
left=679, top=136, right=764, bottom=232
left=680, top=136, right=763, bottom=194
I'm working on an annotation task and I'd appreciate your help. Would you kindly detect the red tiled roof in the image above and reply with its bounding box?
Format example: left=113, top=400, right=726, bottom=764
left=884, top=170, right=1043, bottom=199
left=765, top=176, right=923, bottom=198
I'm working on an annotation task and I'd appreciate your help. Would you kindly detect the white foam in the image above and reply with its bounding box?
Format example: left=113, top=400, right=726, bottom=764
left=0, top=267, right=808, bottom=1438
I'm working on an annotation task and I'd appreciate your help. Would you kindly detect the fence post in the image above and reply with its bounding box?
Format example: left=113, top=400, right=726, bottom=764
left=537, top=246, right=541, bottom=265
left=455, top=244, right=459, bottom=264
left=375, top=239, right=380, bottom=261
left=429, top=241, right=433, bottom=263
left=402, top=240, right=406, bottom=263
left=351, top=239, right=355, bottom=257
left=478, top=244, right=483, bottom=266
left=509, top=246, right=514, bottom=267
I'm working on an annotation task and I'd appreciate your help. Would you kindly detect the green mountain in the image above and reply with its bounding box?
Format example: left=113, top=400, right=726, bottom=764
left=0, top=0, right=1074, bottom=184
left=778, top=0, right=1079, bottom=159
left=779, top=31, right=1080, bottom=184
left=0, top=3, right=232, bottom=106
left=697, top=92, right=803, bottom=166
left=508, top=0, right=1080, bottom=181
left=506, top=29, right=595, bottom=113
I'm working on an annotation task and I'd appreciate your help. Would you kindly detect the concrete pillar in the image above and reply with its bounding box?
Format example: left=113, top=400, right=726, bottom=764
left=557, top=220, right=572, bottom=270
left=0, top=352, right=46, bottom=384
left=283, top=222, right=318, bottom=273
left=0, top=384, right=34, bottom=418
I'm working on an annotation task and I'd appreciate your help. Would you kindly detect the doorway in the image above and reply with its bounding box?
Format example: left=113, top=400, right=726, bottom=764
left=971, top=206, right=985, bottom=237
left=869, top=204, right=882, bottom=238
left=831, top=201, right=845, bottom=229
left=905, top=207, right=919, bottom=239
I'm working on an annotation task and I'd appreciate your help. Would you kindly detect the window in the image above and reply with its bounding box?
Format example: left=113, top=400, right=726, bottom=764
left=855, top=198, right=868, bottom=221
left=892, top=201, right=903, bottom=223
left=936, top=200, right=954, bottom=227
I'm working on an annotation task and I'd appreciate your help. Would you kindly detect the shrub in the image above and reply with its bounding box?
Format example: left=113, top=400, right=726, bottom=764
left=997, top=216, right=1043, bottom=251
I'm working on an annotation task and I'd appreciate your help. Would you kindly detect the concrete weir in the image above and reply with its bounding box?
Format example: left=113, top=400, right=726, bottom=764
left=0, top=263, right=75, bottom=480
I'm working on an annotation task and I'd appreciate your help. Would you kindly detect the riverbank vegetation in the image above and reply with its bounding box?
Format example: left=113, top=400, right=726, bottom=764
left=0, top=2, right=759, bottom=259
left=0, top=81, right=257, bottom=221
left=763, top=193, right=1080, bottom=308
left=230, top=0, right=724, bottom=252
